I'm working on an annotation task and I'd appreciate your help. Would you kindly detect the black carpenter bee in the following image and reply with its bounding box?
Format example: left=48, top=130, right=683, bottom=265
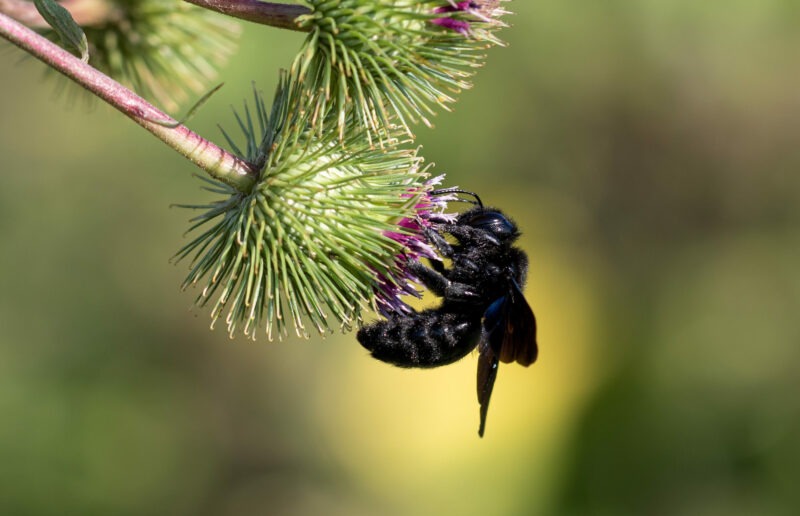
left=357, top=189, right=538, bottom=437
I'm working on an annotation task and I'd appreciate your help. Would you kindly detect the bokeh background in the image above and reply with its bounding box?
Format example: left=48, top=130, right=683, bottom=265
left=2, top=1, right=800, bottom=514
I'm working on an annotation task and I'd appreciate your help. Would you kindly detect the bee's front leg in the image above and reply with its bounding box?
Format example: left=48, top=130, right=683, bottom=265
left=407, top=261, right=480, bottom=302
left=438, top=224, right=501, bottom=247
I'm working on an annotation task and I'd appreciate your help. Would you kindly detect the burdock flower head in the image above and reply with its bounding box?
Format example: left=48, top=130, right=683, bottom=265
left=292, top=0, right=509, bottom=139
left=38, top=0, right=240, bottom=111
left=175, top=75, right=448, bottom=340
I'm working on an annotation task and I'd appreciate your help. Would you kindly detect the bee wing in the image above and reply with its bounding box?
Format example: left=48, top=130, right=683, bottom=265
left=506, top=278, right=538, bottom=366
left=476, top=343, right=499, bottom=438
left=477, top=300, right=501, bottom=437
left=477, top=281, right=538, bottom=436
left=484, top=280, right=538, bottom=367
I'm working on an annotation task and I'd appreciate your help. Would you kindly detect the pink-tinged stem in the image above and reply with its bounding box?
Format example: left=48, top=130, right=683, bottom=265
left=184, top=0, right=311, bottom=31
left=0, top=12, right=257, bottom=192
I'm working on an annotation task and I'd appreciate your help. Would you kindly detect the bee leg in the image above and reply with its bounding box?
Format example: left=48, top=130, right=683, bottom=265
left=422, top=226, right=454, bottom=258
left=437, top=224, right=501, bottom=247
left=407, top=261, right=450, bottom=294
left=407, top=261, right=480, bottom=301
left=430, top=258, right=447, bottom=274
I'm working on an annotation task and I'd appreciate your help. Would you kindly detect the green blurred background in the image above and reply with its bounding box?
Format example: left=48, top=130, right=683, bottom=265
left=2, top=1, right=800, bottom=514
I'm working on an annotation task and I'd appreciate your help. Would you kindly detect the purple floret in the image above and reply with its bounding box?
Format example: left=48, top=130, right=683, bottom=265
left=373, top=176, right=458, bottom=317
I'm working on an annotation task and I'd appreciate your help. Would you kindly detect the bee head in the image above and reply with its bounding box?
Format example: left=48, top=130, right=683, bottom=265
left=460, top=207, right=519, bottom=245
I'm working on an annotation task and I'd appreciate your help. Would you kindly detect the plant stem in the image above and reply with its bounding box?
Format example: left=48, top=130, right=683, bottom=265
left=184, top=0, right=311, bottom=31
left=0, top=12, right=257, bottom=192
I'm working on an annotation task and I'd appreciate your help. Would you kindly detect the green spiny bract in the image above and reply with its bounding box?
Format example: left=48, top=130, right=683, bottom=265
left=175, top=78, right=435, bottom=340
left=293, top=0, right=508, bottom=140
left=41, top=0, right=240, bottom=111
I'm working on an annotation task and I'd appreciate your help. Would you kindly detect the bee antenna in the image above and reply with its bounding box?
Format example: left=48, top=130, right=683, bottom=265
left=430, top=188, right=483, bottom=207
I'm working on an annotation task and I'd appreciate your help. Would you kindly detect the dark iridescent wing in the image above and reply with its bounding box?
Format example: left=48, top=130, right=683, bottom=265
left=476, top=341, right=499, bottom=438
left=499, top=279, right=538, bottom=366
left=476, top=280, right=538, bottom=436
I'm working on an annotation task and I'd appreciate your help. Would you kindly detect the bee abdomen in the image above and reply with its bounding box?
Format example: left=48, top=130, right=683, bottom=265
left=357, top=309, right=481, bottom=368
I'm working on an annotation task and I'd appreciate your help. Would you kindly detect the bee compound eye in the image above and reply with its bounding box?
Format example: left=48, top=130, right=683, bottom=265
left=465, top=211, right=515, bottom=238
